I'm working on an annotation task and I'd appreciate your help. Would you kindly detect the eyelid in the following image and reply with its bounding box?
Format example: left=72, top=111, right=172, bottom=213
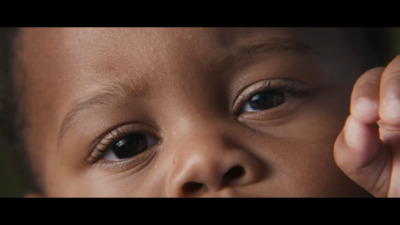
left=232, top=78, right=308, bottom=115
left=92, top=148, right=157, bottom=172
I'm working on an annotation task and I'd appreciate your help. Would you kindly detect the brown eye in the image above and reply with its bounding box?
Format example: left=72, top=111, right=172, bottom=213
left=112, top=134, right=146, bottom=158
left=242, top=90, right=285, bottom=112
left=103, top=134, right=159, bottom=161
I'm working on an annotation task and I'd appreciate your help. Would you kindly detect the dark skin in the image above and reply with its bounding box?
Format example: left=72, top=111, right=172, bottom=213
left=15, top=28, right=397, bottom=197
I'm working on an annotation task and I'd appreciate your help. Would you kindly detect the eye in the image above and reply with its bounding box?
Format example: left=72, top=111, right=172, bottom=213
left=242, top=90, right=285, bottom=112
left=103, top=133, right=159, bottom=161
left=88, top=123, right=161, bottom=166
left=233, top=79, right=308, bottom=117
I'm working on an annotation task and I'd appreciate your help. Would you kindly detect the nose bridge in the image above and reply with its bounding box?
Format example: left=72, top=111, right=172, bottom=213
left=170, top=113, right=232, bottom=171
left=170, top=105, right=236, bottom=165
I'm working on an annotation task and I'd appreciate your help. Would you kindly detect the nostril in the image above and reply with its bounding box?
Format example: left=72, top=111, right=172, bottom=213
left=183, top=182, right=203, bottom=194
left=223, top=165, right=245, bottom=181
left=180, top=166, right=246, bottom=195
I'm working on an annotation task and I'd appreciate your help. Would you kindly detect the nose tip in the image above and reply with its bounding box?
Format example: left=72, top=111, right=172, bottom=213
left=168, top=149, right=265, bottom=197
left=181, top=165, right=246, bottom=195
left=165, top=125, right=265, bottom=197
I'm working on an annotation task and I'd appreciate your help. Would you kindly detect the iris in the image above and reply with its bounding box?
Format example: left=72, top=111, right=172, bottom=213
left=111, top=134, right=147, bottom=159
left=246, top=90, right=285, bottom=111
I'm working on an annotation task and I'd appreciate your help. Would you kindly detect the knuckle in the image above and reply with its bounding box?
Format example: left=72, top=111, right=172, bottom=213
left=377, top=119, right=400, bottom=132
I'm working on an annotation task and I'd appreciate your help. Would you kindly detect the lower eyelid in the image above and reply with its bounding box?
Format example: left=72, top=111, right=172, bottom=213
left=94, top=147, right=158, bottom=172
left=237, top=101, right=298, bottom=125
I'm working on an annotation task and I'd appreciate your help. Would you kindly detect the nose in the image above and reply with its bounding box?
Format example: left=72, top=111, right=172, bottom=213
left=166, top=131, right=264, bottom=197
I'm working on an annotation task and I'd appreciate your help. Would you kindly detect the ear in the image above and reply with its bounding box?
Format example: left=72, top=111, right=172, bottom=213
left=24, top=192, right=45, bottom=198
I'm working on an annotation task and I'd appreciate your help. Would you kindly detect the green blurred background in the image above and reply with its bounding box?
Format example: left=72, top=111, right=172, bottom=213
left=0, top=138, right=28, bottom=196
left=1, top=28, right=400, bottom=197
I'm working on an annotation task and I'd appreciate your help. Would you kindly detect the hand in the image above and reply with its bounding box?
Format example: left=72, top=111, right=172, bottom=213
left=334, top=55, right=400, bottom=197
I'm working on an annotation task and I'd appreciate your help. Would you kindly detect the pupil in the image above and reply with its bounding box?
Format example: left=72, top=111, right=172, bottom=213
left=249, top=91, right=284, bottom=110
left=112, top=134, right=146, bottom=159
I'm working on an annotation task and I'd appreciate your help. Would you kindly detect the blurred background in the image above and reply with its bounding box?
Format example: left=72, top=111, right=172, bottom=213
left=1, top=28, right=400, bottom=197
left=0, top=138, right=28, bottom=196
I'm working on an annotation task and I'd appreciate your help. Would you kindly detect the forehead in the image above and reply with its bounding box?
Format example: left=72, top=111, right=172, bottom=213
left=19, top=27, right=345, bottom=50
left=18, top=27, right=350, bottom=81
left=18, top=27, right=348, bottom=56
left=17, top=28, right=357, bottom=121
left=17, top=27, right=361, bottom=116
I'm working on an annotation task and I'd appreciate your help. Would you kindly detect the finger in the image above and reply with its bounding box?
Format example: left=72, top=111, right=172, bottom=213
left=379, top=55, right=400, bottom=133
left=378, top=55, right=400, bottom=196
left=334, top=116, right=391, bottom=197
left=350, top=67, right=384, bottom=124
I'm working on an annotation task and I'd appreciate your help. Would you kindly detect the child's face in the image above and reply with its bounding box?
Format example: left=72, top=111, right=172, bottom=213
left=17, top=28, right=372, bottom=197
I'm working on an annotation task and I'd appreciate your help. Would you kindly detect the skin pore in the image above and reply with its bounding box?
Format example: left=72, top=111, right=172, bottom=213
left=15, top=28, right=373, bottom=197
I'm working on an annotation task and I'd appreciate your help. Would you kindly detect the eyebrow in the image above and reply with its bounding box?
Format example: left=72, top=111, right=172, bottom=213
left=57, top=78, right=145, bottom=144
left=231, top=37, right=320, bottom=60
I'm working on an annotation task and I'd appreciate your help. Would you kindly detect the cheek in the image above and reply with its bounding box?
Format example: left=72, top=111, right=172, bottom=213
left=248, top=91, right=352, bottom=196
left=44, top=165, right=166, bottom=197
